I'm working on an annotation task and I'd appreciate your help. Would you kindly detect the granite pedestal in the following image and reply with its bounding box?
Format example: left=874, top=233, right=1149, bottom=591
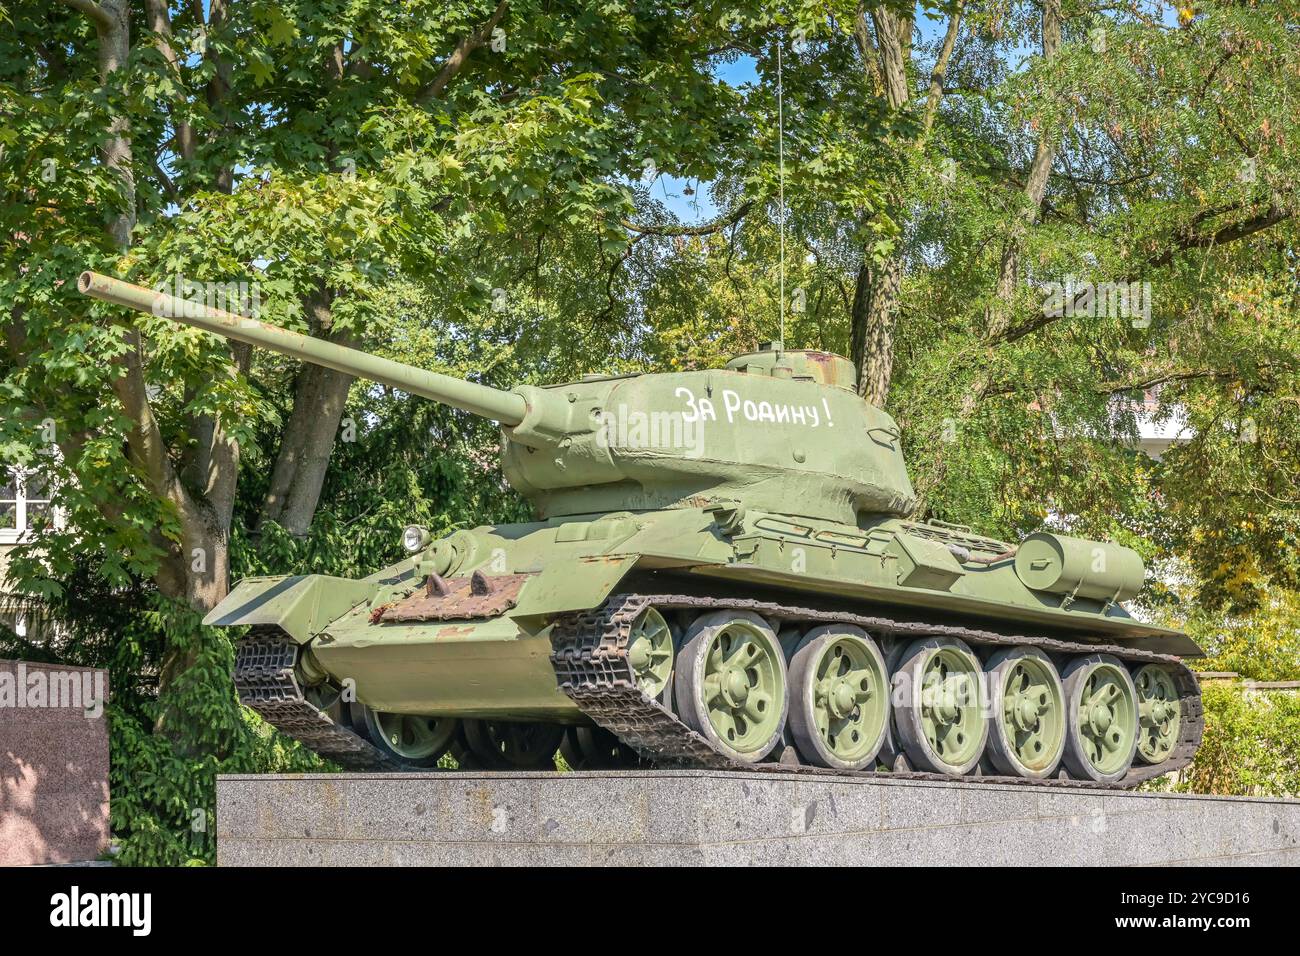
left=217, top=770, right=1300, bottom=866
left=0, top=661, right=110, bottom=866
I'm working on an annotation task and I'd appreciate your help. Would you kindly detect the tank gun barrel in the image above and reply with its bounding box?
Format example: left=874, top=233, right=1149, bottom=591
left=77, top=271, right=528, bottom=426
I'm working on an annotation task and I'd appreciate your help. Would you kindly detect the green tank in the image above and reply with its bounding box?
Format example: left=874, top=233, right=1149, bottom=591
left=79, top=270, right=1202, bottom=786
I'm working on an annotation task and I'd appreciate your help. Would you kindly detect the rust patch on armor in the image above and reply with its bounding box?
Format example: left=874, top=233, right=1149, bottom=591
left=381, top=571, right=532, bottom=622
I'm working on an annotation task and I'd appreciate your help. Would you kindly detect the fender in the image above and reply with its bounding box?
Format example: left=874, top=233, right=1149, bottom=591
left=204, top=575, right=374, bottom=644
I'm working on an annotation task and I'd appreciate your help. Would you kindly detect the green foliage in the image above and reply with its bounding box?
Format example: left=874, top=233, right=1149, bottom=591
left=0, top=0, right=786, bottom=608
left=1180, top=591, right=1300, bottom=683
left=3, top=0, right=1300, bottom=856
left=1171, top=686, right=1300, bottom=797
left=234, top=410, right=528, bottom=581
left=107, top=621, right=327, bottom=866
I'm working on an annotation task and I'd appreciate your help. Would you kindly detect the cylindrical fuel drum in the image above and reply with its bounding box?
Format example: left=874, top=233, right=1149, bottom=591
left=1014, top=532, right=1145, bottom=603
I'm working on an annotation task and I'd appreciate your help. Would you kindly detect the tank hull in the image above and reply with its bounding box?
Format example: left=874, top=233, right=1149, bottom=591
left=209, top=506, right=1198, bottom=723
left=311, top=614, right=579, bottom=721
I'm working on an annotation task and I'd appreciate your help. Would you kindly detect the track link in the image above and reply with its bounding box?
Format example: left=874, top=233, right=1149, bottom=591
left=549, top=593, right=1203, bottom=789
left=234, top=630, right=404, bottom=772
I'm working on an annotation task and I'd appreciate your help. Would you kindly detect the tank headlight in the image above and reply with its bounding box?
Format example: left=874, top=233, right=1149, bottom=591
left=401, top=525, right=431, bottom=554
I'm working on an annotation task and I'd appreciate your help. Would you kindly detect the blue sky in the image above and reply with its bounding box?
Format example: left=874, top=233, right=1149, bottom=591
left=652, top=55, right=757, bottom=222
left=650, top=6, right=1067, bottom=223
left=652, top=13, right=951, bottom=223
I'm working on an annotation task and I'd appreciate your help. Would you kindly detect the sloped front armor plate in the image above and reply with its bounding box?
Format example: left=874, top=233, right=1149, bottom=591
left=380, top=572, right=532, bottom=622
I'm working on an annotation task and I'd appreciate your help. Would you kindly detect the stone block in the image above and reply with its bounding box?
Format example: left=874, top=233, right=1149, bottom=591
left=216, top=769, right=1300, bottom=867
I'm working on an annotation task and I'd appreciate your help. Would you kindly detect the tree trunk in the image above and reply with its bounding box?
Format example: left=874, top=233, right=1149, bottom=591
left=94, top=0, right=134, bottom=248
left=150, top=503, right=231, bottom=735
left=206, top=0, right=235, bottom=193
left=870, top=9, right=912, bottom=110
left=69, top=0, right=243, bottom=722
left=850, top=256, right=904, bottom=406
left=986, top=0, right=1062, bottom=338
left=258, top=359, right=355, bottom=535
left=258, top=287, right=354, bottom=536
left=846, top=6, right=913, bottom=407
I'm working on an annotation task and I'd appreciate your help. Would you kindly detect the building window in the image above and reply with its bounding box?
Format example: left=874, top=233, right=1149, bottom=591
left=0, top=468, right=57, bottom=544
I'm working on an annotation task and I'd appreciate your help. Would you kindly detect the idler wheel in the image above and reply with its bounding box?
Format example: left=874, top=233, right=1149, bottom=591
left=788, top=625, right=889, bottom=771
left=462, top=719, right=564, bottom=770
left=627, top=606, right=675, bottom=701
left=1062, top=654, right=1138, bottom=783
left=674, top=611, right=788, bottom=763
left=1133, top=663, right=1181, bottom=765
left=893, top=637, right=989, bottom=775
left=984, top=647, right=1066, bottom=779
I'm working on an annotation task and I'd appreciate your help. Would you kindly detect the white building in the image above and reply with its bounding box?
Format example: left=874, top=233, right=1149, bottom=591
left=1128, top=390, right=1191, bottom=461
left=0, top=466, right=64, bottom=641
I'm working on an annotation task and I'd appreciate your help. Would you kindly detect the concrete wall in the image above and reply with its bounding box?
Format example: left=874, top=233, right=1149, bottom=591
left=0, top=660, right=110, bottom=865
left=217, top=770, right=1300, bottom=866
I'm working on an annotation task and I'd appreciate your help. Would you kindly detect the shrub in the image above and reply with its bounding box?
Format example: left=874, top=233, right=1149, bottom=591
left=1168, top=685, right=1300, bottom=797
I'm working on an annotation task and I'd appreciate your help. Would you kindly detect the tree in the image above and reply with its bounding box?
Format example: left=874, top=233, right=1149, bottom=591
left=2, top=1, right=1298, bottom=852
left=682, top=1, right=1299, bottom=586
left=0, top=0, right=774, bottom=704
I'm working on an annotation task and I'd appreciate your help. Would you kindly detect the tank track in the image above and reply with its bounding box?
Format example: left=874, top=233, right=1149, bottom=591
left=550, top=593, right=1203, bottom=789
left=234, top=630, right=405, bottom=772
left=234, top=595, right=1202, bottom=786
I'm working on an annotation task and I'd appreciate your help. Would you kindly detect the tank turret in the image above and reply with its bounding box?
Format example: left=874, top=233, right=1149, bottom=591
left=79, top=271, right=913, bottom=523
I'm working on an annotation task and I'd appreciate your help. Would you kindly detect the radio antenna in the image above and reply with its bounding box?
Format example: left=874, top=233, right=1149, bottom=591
left=777, top=34, right=786, bottom=352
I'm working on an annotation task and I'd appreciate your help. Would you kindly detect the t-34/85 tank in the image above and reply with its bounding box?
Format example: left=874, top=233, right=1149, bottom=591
left=80, top=271, right=1201, bottom=786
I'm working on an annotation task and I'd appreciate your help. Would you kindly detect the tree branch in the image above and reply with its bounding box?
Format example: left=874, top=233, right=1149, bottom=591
left=923, top=3, right=964, bottom=135
left=621, top=200, right=753, bottom=237
left=996, top=200, right=1295, bottom=345
left=151, top=156, right=178, bottom=201
left=419, top=1, right=509, bottom=102
left=985, top=0, right=1063, bottom=339
left=1096, top=362, right=1295, bottom=396
left=204, top=343, right=250, bottom=523
left=596, top=240, right=640, bottom=326
left=144, top=0, right=196, bottom=162
left=1149, top=203, right=1292, bottom=267
left=109, top=329, right=181, bottom=500
left=57, top=0, right=115, bottom=32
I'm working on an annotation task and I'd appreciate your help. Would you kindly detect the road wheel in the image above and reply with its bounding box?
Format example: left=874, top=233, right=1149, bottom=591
left=984, top=647, right=1065, bottom=779
left=788, top=625, right=889, bottom=771
left=893, top=637, right=988, bottom=775
left=1062, top=654, right=1138, bottom=783
left=1133, top=664, right=1181, bottom=766
left=352, top=704, right=456, bottom=768
left=461, top=719, right=564, bottom=770
left=674, top=610, right=787, bottom=763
